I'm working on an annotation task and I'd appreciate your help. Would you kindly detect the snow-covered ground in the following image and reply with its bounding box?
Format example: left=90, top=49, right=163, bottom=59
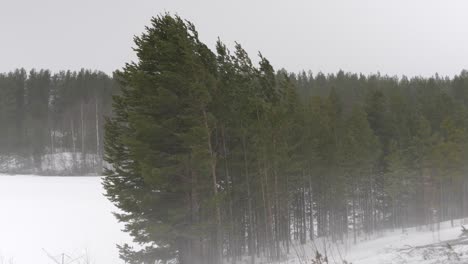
left=342, top=220, right=468, bottom=264
left=1, top=173, right=467, bottom=264
left=0, top=152, right=100, bottom=175
left=0, top=174, right=130, bottom=264
left=283, top=219, right=468, bottom=264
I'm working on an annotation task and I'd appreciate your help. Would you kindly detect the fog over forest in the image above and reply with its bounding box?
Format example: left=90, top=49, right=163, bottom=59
left=3, top=20, right=468, bottom=261
left=3, top=2, right=468, bottom=264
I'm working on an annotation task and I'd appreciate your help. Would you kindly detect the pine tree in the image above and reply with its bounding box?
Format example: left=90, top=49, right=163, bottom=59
left=103, top=14, right=221, bottom=264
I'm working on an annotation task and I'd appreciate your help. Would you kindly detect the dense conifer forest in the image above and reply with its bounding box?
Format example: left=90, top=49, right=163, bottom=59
left=101, top=14, right=468, bottom=264
left=0, top=69, right=116, bottom=174
left=3, top=13, right=468, bottom=264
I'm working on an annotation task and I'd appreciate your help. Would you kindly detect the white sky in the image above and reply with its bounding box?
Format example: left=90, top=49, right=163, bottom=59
left=1, top=0, right=468, bottom=77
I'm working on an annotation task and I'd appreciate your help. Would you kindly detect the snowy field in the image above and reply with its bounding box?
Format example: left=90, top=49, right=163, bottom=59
left=1, top=174, right=467, bottom=264
left=0, top=174, right=130, bottom=264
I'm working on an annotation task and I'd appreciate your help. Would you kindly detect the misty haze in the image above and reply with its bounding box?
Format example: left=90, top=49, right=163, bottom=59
left=3, top=1, right=468, bottom=264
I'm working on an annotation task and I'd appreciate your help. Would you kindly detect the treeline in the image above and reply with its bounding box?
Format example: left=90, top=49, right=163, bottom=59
left=0, top=69, right=116, bottom=174
left=101, top=14, right=468, bottom=264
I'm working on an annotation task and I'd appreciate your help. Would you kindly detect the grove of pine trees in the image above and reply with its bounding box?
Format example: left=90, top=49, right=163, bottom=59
left=0, top=69, right=116, bottom=174
left=102, top=14, right=468, bottom=264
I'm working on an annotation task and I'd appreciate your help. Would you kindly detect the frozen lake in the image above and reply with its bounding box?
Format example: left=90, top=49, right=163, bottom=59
left=0, top=174, right=130, bottom=264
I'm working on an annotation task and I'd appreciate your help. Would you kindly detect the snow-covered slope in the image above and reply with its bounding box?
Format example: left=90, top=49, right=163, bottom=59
left=283, top=219, right=468, bottom=264
left=343, top=221, right=468, bottom=264
left=0, top=174, right=130, bottom=264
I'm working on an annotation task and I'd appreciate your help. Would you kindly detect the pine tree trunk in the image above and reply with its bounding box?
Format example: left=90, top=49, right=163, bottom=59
left=273, top=157, right=280, bottom=260
left=308, top=175, right=314, bottom=241
left=202, top=109, right=222, bottom=264
left=71, top=119, right=76, bottom=153
left=95, top=96, right=101, bottom=172
left=189, top=165, right=202, bottom=264
left=242, top=131, right=255, bottom=264
left=80, top=102, right=85, bottom=171
left=286, top=171, right=290, bottom=254
left=221, top=126, right=236, bottom=263
left=353, top=191, right=357, bottom=244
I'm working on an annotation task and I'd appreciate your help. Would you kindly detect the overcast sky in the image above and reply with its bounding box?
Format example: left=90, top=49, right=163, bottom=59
left=1, top=0, right=468, bottom=77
